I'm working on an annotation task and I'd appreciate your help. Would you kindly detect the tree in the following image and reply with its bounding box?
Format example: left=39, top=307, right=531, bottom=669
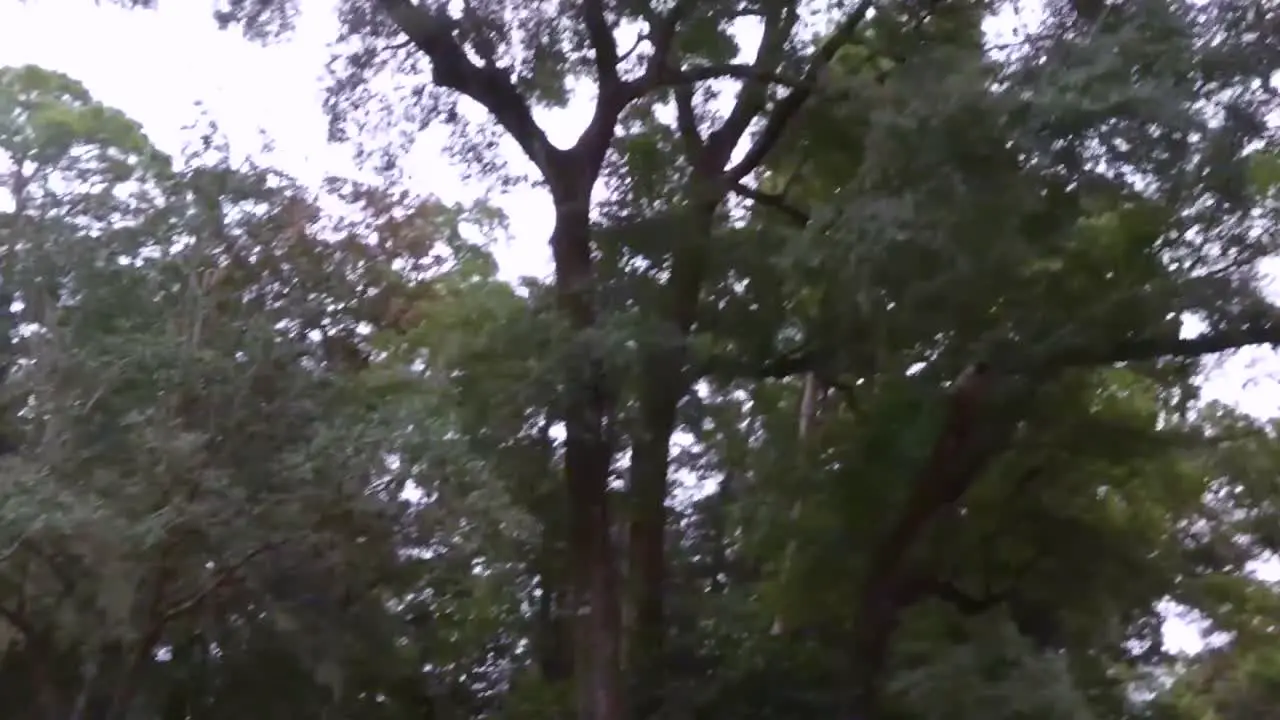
left=0, top=63, right=521, bottom=720
left=11, top=0, right=1280, bottom=718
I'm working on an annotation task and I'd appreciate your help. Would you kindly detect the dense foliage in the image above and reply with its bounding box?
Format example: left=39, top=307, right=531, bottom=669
left=2, top=0, right=1279, bottom=719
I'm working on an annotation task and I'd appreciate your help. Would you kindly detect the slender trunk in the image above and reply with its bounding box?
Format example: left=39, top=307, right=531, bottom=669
left=625, top=206, right=713, bottom=719
left=534, top=561, right=573, bottom=683
left=771, top=372, right=824, bottom=636
left=707, top=467, right=736, bottom=595
left=625, top=373, right=680, bottom=719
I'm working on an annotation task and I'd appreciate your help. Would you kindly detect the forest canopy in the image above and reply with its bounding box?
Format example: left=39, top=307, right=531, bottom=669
left=1, top=1, right=1279, bottom=719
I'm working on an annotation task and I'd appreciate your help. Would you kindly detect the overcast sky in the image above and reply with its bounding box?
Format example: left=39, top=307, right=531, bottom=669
left=1, top=0, right=1277, bottom=651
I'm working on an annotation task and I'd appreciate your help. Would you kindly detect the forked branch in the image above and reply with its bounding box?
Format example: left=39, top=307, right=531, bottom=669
left=636, top=0, right=699, bottom=90
left=375, top=0, right=560, bottom=177
left=727, top=0, right=876, bottom=182
left=707, top=0, right=802, bottom=164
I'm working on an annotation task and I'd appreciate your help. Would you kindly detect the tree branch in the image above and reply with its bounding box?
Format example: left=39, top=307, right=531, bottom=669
left=673, top=83, right=705, bottom=157
left=706, top=0, right=801, bottom=165
left=863, top=364, right=1012, bottom=605
left=904, top=578, right=1005, bottom=615
left=376, top=0, right=560, bottom=177
left=814, top=316, right=1280, bottom=693
left=850, top=369, right=1026, bottom=710
left=661, top=64, right=810, bottom=92
left=583, top=0, right=620, bottom=91
left=618, top=31, right=645, bottom=65
left=637, top=0, right=698, bottom=89
left=1041, top=318, right=1280, bottom=371
left=726, top=0, right=876, bottom=182
left=161, top=543, right=276, bottom=623
left=730, top=182, right=809, bottom=225
left=731, top=311, right=1280, bottom=387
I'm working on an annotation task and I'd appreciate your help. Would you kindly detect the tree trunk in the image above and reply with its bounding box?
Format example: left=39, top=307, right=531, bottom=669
left=771, top=372, right=824, bottom=636
left=534, top=559, right=573, bottom=684
left=625, top=206, right=713, bottom=719
left=533, top=487, right=573, bottom=685
left=549, top=198, right=625, bottom=720
left=524, top=417, right=573, bottom=685
left=625, top=367, right=680, bottom=719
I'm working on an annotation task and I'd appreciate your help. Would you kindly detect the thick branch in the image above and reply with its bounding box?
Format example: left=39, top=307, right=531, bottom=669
left=376, top=0, right=560, bottom=177
left=904, top=574, right=1060, bottom=647
left=0, top=532, right=27, bottom=564
left=851, top=367, right=1023, bottom=708
left=726, top=0, right=875, bottom=182
left=864, top=365, right=1007, bottom=601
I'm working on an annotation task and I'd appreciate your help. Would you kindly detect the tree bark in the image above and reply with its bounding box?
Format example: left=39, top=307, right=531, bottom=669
left=625, top=204, right=715, bottom=718
left=625, top=363, right=681, bottom=718
left=549, top=195, right=625, bottom=720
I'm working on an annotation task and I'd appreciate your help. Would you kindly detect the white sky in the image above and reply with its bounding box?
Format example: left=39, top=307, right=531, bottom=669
left=2, top=0, right=1278, bottom=654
